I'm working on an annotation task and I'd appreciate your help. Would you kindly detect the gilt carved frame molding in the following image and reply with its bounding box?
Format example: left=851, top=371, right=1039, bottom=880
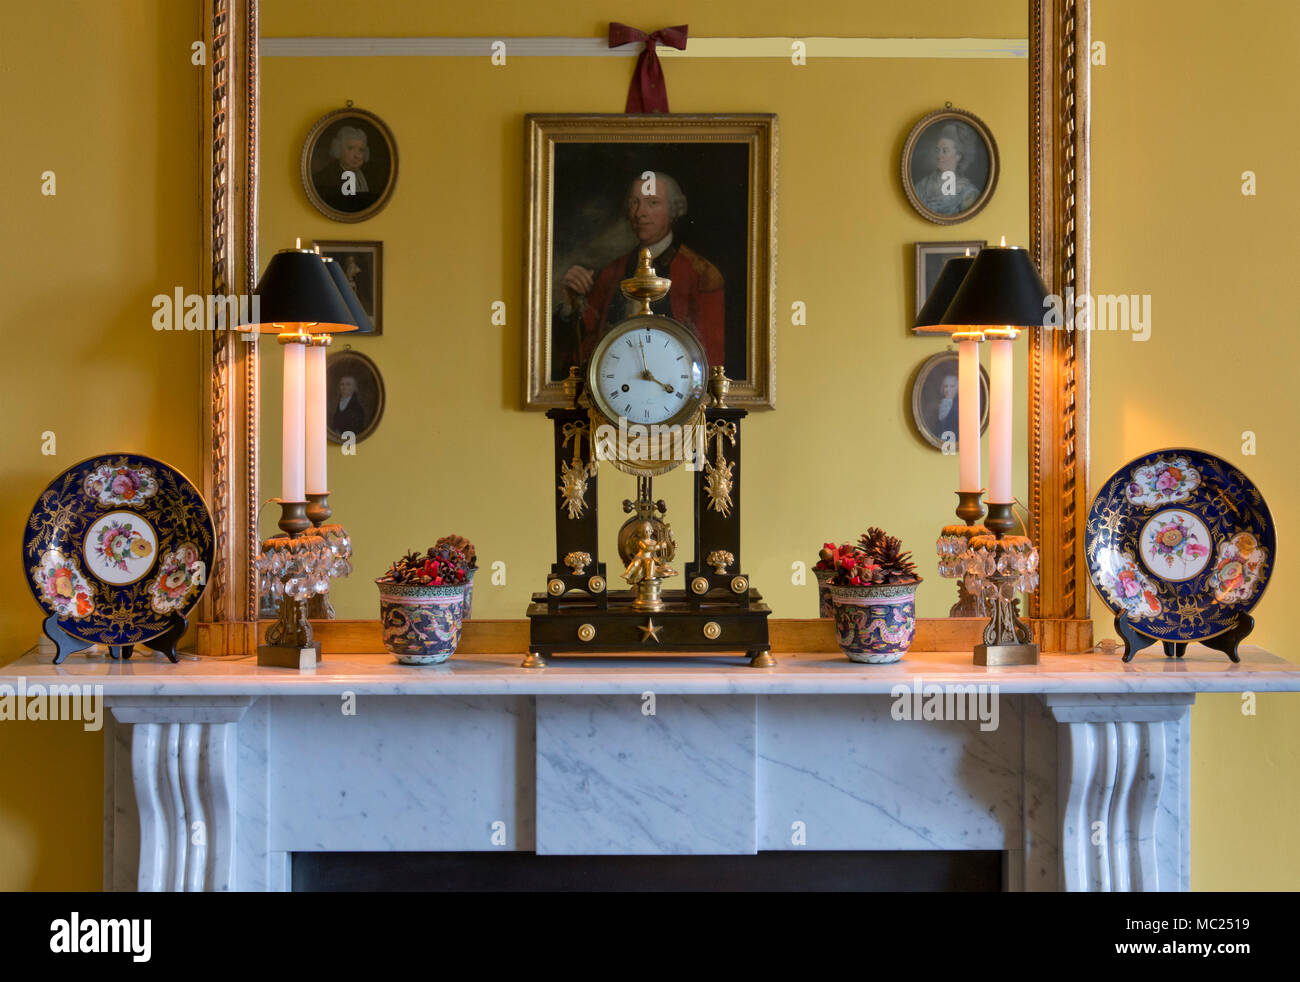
left=196, top=0, right=1091, bottom=655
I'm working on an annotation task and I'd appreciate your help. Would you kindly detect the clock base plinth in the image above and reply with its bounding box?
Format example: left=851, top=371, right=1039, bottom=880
left=526, top=588, right=771, bottom=666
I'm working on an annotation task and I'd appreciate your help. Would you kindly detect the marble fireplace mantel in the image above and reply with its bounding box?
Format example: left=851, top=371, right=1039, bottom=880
left=6, top=645, right=1298, bottom=892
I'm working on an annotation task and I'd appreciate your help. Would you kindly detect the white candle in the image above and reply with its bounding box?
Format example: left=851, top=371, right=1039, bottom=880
left=304, top=342, right=327, bottom=495
left=957, top=338, right=981, bottom=492
left=281, top=340, right=306, bottom=502
left=988, top=336, right=1014, bottom=503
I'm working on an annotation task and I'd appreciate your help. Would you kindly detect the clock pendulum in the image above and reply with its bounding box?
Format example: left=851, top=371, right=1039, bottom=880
left=524, top=248, right=772, bottom=668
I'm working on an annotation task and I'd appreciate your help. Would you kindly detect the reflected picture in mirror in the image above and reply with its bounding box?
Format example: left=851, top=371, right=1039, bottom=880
left=902, top=108, right=999, bottom=225
left=301, top=106, right=398, bottom=222
left=910, top=350, right=990, bottom=450
left=526, top=115, right=776, bottom=409
left=326, top=349, right=385, bottom=445
left=915, top=240, right=985, bottom=323
left=314, top=240, right=381, bottom=334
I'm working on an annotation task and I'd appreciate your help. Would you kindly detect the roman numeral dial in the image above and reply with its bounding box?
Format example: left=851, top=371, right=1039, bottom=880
left=585, top=315, right=708, bottom=431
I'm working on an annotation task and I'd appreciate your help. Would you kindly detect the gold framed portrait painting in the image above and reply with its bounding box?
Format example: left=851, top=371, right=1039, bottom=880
left=525, top=114, right=777, bottom=409
left=901, top=107, right=999, bottom=226
left=325, top=348, right=385, bottom=445
left=301, top=105, right=399, bottom=223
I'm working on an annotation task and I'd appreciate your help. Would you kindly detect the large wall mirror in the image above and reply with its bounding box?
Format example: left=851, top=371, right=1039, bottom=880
left=196, top=1, right=1090, bottom=655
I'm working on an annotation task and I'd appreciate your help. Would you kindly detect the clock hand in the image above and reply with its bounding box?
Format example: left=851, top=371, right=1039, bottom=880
left=636, top=337, right=678, bottom=392
left=641, top=366, right=675, bottom=393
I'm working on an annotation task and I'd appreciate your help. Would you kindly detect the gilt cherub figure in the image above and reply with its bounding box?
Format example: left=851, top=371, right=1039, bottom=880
left=622, top=519, right=678, bottom=584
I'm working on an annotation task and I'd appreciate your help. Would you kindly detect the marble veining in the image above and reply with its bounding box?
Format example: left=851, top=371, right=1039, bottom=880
left=269, top=696, right=534, bottom=853
left=536, top=695, right=756, bottom=854
left=757, top=695, right=1022, bottom=852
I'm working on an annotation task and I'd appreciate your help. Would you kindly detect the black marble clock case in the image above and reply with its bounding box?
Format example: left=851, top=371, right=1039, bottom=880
left=527, top=404, right=771, bottom=663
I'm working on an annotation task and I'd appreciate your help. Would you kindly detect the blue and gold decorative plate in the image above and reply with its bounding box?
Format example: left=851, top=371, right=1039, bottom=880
left=23, top=453, right=215, bottom=646
left=1086, top=449, right=1274, bottom=642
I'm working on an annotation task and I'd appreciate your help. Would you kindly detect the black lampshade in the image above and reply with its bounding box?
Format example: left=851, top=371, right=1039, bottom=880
left=321, top=256, right=374, bottom=335
left=241, top=249, right=357, bottom=334
left=938, top=246, right=1051, bottom=332
left=913, top=255, right=975, bottom=334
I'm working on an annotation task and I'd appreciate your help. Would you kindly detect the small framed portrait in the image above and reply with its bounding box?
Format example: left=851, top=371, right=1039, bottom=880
left=915, top=240, right=985, bottom=323
left=326, top=348, right=385, bottom=445
left=525, top=114, right=777, bottom=409
left=301, top=105, right=398, bottom=223
left=910, top=350, right=990, bottom=450
left=901, top=107, right=999, bottom=225
left=314, top=240, right=382, bottom=335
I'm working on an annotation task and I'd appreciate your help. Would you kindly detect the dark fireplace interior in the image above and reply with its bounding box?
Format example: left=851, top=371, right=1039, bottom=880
left=292, top=851, right=1002, bottom=891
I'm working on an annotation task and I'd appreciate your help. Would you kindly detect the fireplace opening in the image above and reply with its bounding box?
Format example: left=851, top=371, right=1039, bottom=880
left=291, top=851, right=1001, bottom=891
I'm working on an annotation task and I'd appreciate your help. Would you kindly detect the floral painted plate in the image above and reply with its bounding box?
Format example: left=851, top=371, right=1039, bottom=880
left=23, top=453, right=215, bottom=646
left=1086, top=449, right=1274, bottom=642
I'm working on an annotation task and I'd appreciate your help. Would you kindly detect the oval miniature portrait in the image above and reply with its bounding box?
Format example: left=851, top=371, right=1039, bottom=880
left=325, top=349, right=385, bottom=445
left=901, top=108, right=999, bottom=225
left=910, top=350, right=990, bottom=450
left=301, top=106, right=399, bottom=223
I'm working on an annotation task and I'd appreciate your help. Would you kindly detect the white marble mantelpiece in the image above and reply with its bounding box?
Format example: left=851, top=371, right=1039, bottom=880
left=9, top=645, right=1297, bottom=695
left=5, top=645, right=1297, bottom=892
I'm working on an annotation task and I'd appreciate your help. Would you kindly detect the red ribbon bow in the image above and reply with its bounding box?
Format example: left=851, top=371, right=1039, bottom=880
left=608, top=23, right=688, bottom=113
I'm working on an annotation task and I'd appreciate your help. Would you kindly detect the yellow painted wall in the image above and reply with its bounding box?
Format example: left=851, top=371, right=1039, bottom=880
left=256, top=33, right=1029, bottom=622
left=0, top=0, right=1294, bottom=890
left=0, top=1, right=200, bottom=888
left=1090, top=0, right=1300, bottom=890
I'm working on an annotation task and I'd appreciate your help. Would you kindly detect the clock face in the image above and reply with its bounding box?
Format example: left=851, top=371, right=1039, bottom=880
left=588, top=315, right=707, bottom=427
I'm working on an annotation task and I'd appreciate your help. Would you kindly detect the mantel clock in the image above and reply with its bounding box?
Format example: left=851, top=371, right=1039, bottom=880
left=526, top=249, right=771, bottom=667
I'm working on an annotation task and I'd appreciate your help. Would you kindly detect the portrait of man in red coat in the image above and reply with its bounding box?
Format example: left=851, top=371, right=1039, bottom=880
left=553, top=172, right=725, bottom=372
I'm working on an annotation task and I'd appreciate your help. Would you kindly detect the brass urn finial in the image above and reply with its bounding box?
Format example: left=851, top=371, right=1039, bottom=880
left=563, top=365, right=581, bottom=409
left=620, top=248, right=672, bottom=316
left=709, top=366, right=730, bottom=408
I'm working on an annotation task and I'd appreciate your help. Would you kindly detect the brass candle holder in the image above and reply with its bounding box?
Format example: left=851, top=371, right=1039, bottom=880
left=936, top=489, right=991, bottom=617
left=965, top=501, right=1040, bottom=666
left=256, top=500, right=334, bottom=669
left=303, top=492, right=352, bottom=619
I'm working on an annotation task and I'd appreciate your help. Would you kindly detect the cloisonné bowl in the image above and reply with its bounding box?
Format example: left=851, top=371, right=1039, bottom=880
left=829, top=582, right=920, bottom=663
left=814, top=567, right=835, bottom=617
left=376, top=580, right=464, bottom=664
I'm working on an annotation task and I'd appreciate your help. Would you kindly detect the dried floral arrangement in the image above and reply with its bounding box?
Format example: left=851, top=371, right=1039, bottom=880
left=380, top=543, right=471, bottom=586
left=434, top=534, right=477, bottom=569
left=818, top=528, right=921, bottom=587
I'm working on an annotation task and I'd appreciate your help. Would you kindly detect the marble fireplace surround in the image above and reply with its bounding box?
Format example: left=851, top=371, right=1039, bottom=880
left=7, top=646, right=1298, bottom=891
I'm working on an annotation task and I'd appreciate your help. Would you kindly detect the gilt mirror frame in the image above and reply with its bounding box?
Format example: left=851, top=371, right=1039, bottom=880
left=194, top=0, right=1091, bottom=656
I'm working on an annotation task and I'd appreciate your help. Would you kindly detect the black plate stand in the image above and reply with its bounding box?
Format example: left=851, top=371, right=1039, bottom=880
left=42, top=611, right=185, bottom=665
left=42, top=613, right=92, bottom=665
left=1115, top=611, right=1253, bottom=664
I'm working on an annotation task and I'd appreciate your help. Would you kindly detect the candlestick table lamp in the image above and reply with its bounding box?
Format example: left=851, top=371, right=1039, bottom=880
left=938, top=244, right=1051, bottom=665
left=241, top=247, right=358, bottom=667
left=914, top=253, right=988, bottom=616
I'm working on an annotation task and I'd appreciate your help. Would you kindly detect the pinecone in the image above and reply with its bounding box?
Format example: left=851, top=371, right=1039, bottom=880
left=858, top=528, right=920, bottom=584
left=859, top=527, right=889, bottom=559
left=435, top=534, right=476, bottom=568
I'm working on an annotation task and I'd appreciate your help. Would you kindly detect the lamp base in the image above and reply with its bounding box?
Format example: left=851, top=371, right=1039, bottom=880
left=974, top=642, right=1040, bottom=666
left=257, top=642, right=321, bottom=670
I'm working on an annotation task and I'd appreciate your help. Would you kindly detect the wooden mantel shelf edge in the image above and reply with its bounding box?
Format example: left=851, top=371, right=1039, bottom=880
left=195, top=616, right=1095, bottom=657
